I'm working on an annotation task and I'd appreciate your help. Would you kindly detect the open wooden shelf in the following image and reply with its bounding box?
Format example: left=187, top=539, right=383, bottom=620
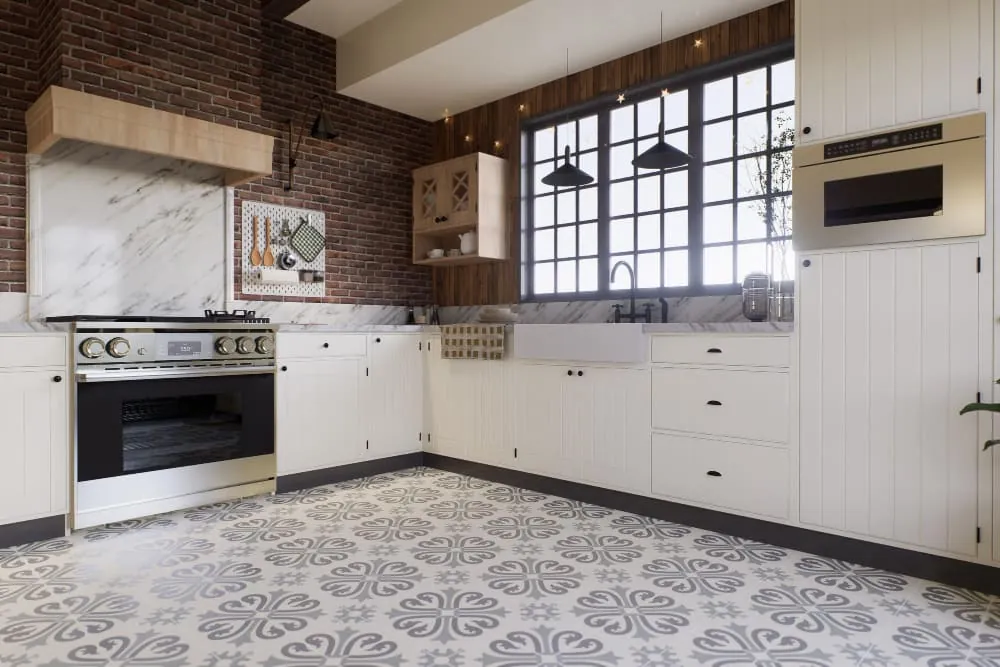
left=415, top=253, right=500, bottom=267
left=414, top=221, right=478, bottom=236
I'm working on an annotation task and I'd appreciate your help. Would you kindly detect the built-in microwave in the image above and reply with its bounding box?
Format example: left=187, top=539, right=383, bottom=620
left=792, top=113, right=986, bottom=251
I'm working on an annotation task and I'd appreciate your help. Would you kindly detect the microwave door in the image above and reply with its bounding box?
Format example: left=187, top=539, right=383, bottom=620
left=824, top=165, right=943, bottom=227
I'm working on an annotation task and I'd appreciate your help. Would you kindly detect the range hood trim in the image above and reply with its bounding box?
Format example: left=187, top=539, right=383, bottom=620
left=26, top=86, right=274, bottom=186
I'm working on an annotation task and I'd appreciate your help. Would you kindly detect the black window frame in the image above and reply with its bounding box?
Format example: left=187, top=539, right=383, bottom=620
left=521, top=41, right=794, bottom=302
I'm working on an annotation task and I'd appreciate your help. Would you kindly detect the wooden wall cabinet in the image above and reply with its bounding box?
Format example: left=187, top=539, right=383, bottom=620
left=412, top=153, right=508, bottom=266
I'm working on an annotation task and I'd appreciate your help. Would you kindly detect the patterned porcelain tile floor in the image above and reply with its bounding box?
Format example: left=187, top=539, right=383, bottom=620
left=0, top=467, right=997, bottom=666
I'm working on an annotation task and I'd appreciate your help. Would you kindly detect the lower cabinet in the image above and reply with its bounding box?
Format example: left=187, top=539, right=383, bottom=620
left=366, top=334, right=423, bottom=458
left=0, top=368, right=69, bottom=524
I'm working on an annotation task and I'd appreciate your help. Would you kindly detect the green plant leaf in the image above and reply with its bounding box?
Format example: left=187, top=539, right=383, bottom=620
left=985, top=440, right=1000, bottom=451
left=959, top=403, right=1000, bottom=415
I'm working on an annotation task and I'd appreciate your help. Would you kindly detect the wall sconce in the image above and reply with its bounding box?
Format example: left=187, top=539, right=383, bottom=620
left=285, top=95, right=339, bottom=192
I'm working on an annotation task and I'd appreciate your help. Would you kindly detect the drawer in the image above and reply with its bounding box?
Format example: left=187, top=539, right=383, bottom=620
left=651, top=335, right=790, bottom=367
left=276, top=333, right=367, bottom=359
left=651, top=432, right=789, bottom=519
left=652, top=367, right=789, bottom=443
left=0, top=335, right=67, bottom=368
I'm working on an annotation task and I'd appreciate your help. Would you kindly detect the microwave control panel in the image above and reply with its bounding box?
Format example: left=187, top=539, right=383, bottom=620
left=824, top=123, right=943, bottom=160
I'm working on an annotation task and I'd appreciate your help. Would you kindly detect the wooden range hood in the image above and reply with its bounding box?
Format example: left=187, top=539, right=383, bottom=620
left=26, top=86, right=274, bottom=186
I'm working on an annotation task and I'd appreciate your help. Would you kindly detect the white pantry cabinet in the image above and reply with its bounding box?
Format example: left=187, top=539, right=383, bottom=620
left=510, top=363, right=650, bottom=495
left=798, top=244, right=981, bottom=556
left=366, top=334, right=423, bottom=458
left=796, top=0, right=983, bottom=144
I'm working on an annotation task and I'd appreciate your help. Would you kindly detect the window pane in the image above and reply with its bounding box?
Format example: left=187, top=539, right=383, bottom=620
left=557, top=190, right=577, bottom=224
left=771, top=60, right=795, bottom=104
left=579, top=186, right=598, bottom=221
left=534, top=161, right=555, bottom=195
left=579, top=258, right=598, bottom=291
left=579, top=223, right=598, bottom=256
left=737, top=67, right=767, bottom=112
left=704, top=203, right=733, bottom=243
left=771, top=242, right=795, bottom=282
left=664, top=129, right=689, bottom=154
left=703, top=162, right=733, bottom=203
left=557, top=225, right=576, bottom=258
left=637, top=251, right=661, bottom=288
left=637, top=175, right=660, bottom=213
left=557, top=121, right=577, bottom=154
left=663, top=170, right=688, bottom=209
left=534, top=229, right=554, bottom=260
left=703, top=120, right=733, bottom=162
left=664, top=90, right=688, bottom=130
left=637, top=97, right=661, bottom=137
left=771, top=150, right=793, bottom=194
left=664, top=249, right=688, bottom=287
left=737, top=112, right=768, bottom=155
left=609, top=255, right=635, bottom=291
left=610, top=181, right=635, bottom=216
left=737, top=156, right=767, bottom=198
left=610, top=218, right=634, bottom=254
left=579, top=115, right=598, bottom=151
left=773, top=195, right=793, bottom=237
left=664, top=211, right=688, bottom=248
left=534, top=195, right=555, bottom=228
left=704, top=245, right=734, bottom=285
left=611, top=104, right=634, bottom=143
left=534, top=262, right=555, bottom=294
left=737, top=201, right=768, bottom=240
left=579, top=151, right=599, bottom=181
left=737, top=241, right=768, bottom=279
left=771, top=108, right=795, bottom=149
left=534, top=126, right=555, bottom=161
left=637, top=136, right=656, bottom=157
left=610, top=144, right=634, bottom=180
left=637, top=213, right=660, bottom=251
left=704, top=77, right=733, bottom=120
left=556, top=260, right=576, bottom=293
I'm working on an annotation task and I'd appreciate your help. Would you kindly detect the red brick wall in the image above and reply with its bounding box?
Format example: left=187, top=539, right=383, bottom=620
left=1, top=0, right=432, bottom=305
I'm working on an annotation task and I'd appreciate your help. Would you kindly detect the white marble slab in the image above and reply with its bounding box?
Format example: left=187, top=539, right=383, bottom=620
left=29, top=141, right=227, bottom=319
left=230, top=300, right=409, bottom=326
left=643, top=321, right=794, bottom=334
left=440, top=295, right=746, bottom=325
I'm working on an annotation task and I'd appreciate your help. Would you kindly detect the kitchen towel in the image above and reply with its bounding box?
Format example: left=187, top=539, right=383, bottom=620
left=439, top=324, right=506, bottom=360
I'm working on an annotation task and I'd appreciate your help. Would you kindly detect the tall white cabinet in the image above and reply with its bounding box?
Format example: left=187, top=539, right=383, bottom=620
left=796, top=0, right=985, bottom=144
left=798, top=245, right=982, bottom=557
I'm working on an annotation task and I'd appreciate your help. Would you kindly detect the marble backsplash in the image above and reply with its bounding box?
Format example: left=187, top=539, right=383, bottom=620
left=440, top=295, right=746, bottom=324
left=228, top=300, right=410, bottom=326
left=28, top=141, right=227, bottom=319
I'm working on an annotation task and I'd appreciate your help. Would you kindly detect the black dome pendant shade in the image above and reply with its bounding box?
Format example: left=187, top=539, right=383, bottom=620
left=310, top=109, right=339, bottom=141
left=542, top=145, right=595, bottom=187
left=634, top=120, right=692, bottom=171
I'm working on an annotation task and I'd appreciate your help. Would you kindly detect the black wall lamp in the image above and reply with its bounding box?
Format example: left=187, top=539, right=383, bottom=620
left=284, top=95, right=339, bottom=191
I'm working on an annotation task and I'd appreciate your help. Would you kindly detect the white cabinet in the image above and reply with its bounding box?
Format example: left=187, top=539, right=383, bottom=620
left=366, top=335, right=423, bottom=458
left=276, top=358, right=364, bottom=475
left=510, top=363, right=650, bottom=494
left=796, top=0, right=983, bottom=144
left=798, top=245, right=981, bottom=556
left=0, top=367, right=69, bottom=524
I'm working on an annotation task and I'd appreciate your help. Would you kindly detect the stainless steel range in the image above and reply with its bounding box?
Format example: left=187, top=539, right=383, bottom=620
left=48, top=311, right=277, bottom=529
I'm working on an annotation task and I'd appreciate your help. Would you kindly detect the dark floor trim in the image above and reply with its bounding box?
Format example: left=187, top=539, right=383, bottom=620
left=0, top=515, right=66, bottom=550
left=276, top=453, right=424, bottom=494
left=424, top=453, right=1000, bottom=595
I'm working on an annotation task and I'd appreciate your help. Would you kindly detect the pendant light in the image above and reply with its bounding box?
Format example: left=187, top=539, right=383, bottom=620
left=542, top=50, right=594, bottom=188
left=633, top=14, right=693, bottom=172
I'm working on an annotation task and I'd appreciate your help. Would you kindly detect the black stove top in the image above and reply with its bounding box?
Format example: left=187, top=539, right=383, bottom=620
left=46, top=310, right=270, bottom=324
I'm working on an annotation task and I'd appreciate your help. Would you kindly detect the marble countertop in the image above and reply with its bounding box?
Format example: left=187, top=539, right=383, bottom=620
left=0, top=322, right=64, bottom=334
left=642, top=321, right=794, bottom=334
left=275, top=324, right=429, bottom=333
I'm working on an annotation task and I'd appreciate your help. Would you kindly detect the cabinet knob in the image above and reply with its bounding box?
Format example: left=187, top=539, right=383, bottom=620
left=707, top=400, right=723, bottom=406
left=375, top=337, right=382, bottom=343
left=281, top=366, right=288, bottom=372
left=706, top=348, right=722, bottom=354
left=706, top=470, right=722, bottom=477
left=322, top=342, right=329, bottom=348
left=53, top=375, right=62, bottom=383
left=567, top=370, right=573, bottom=376
left=803, top=126, right=812, bottom=135
left=802, top=259, right=812, bottom=268
left=577, top=370, right=584, bottom=377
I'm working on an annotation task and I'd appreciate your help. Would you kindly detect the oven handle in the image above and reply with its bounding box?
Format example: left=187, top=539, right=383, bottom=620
left=75, top=366, right=276, bottom=383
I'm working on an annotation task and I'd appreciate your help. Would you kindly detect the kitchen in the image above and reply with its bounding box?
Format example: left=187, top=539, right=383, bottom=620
left=0, top=0, right=997, bottom=664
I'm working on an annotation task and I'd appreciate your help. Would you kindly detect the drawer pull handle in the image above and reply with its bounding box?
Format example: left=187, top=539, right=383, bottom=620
left=707, top=470, right=722, bottom=477
left=706, top=348, right=722, bottom=354
left=706, top=400, right=722, bottom=406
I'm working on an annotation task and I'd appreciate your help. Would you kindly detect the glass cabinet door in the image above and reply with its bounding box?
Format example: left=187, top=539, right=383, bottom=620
left=413, top=167, right=443, bottom=229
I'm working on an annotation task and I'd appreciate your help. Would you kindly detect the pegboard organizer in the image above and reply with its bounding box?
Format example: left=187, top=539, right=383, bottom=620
left=241, top=201, right=326, bottom=298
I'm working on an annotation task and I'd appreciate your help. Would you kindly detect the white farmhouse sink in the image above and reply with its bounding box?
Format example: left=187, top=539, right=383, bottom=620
left=510, top=324, right=647, bottom=364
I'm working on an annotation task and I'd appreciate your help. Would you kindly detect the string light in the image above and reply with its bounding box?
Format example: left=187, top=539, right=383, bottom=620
left=694, top=38, right=704, bottom=48
left=464, top=135, right=472, bottom=143
left=518, top=104, right=526, bottom=112
left=661, top=88, right=670, bottom=97
left=616, top=93, right=626, bottom=104
left=494, top=140, right=502, bottom=149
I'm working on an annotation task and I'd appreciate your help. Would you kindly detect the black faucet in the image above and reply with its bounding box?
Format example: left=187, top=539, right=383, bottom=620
left=611, top=261, right=651, bottom=323
left=658, top=297, right=669, bottom=323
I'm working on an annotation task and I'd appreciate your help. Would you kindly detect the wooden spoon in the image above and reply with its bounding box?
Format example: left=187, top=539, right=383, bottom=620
left=249, top=215, right=263, bottom=267
left=262, top=217, right=275, bottom=267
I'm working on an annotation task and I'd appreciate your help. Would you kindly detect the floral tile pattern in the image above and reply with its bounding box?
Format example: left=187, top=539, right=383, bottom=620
left=0, top=467, right=996, bottom=666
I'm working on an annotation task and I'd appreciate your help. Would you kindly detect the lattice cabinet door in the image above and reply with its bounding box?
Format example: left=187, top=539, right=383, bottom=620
left=442, top=154, right=479, bottom=228
left=412, top=164, right=445, bottom=230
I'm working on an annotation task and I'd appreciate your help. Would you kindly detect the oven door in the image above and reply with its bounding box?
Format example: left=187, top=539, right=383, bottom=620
left=76, top=369, right=274, bottom=482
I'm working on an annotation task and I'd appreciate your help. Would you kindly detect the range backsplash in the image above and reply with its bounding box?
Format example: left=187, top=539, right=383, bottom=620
left=440, top=295, right=746, bottom=325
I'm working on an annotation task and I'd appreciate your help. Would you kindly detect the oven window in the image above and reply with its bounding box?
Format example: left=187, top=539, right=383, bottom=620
left=122, top=394, right=243, bottom=473
left=824, top=165, right=943, bottom=227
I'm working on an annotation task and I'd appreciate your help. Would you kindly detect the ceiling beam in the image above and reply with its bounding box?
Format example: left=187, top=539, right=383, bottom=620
left=263, top=0, right=311, bottom=20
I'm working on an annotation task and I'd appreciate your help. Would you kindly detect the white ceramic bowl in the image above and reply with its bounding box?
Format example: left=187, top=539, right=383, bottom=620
left=427, top=249, right=445, bottom=259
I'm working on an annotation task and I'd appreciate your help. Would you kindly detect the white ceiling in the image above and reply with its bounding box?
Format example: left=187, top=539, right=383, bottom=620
left=290, top=0, right=782, bottom=120
left=287, top=0, right=406, bottom=38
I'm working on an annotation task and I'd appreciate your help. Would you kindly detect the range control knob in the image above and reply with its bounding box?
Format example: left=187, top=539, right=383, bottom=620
left=236, top=336, right=255, bottom=355
left=215, top=336, right=237, bottom=355
left=255, top=335, right=274, bottom=355
left=80, top=337, right=105, bottom=359
left=106, top=337, right=131, bottom=359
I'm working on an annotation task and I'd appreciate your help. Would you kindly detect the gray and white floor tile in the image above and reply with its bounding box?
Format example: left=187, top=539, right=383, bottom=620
left=0, top=467, right=996, bottom=666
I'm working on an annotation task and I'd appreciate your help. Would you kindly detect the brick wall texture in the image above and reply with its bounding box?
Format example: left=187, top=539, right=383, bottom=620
left=0, top=0, right=433, bottom=304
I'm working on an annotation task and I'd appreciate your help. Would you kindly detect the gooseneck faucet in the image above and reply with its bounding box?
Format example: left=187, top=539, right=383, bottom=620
left=611, top=260, right=641, bottom=323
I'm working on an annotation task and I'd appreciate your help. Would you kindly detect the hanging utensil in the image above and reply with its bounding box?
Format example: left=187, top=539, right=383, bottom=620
left=249, top=215, right=263, bottom=267
left=262, top=217, right=276, bottom=267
